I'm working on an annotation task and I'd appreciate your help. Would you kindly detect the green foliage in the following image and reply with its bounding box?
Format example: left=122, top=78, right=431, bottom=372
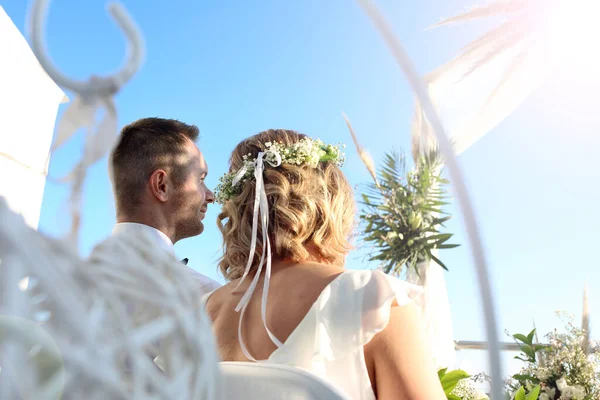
left=438, top=368, right=471, bottom=399
left=360, top=149, right=459, bottom=276
left=452, top=314, right=599, bottom=400
left=507, top=317, right=600, bottom=400
left=512, top=329, right=548, bottom=364
left=513, top=385, right=540, bottom=400
left=508, top=329, right=547, bottom=398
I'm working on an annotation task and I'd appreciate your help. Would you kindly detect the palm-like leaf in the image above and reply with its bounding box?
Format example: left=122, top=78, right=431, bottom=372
left=360, top=149, right=459, bottom=276
left=411, top=0, right=550, bottom=160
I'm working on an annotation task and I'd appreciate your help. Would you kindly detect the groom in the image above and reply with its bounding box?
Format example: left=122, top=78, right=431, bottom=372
left=91, top=117, right=220, bottom=294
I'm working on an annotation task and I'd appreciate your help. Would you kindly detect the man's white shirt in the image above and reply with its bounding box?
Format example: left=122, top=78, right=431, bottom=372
left=110, top=222, right=221, bottom=294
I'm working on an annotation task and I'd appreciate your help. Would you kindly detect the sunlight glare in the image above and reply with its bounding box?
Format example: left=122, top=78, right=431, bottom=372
left=545, top=0, right=600, bottom=68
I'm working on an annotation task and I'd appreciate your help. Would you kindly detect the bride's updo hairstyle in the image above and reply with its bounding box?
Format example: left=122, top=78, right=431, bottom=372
left=216, top=129, right=355, bottom=281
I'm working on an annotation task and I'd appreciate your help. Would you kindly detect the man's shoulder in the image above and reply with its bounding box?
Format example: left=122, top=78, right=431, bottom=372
left=87, top=232, right=174, bottom=263
left=89, top=234, right=222, bottom=294
left=88, top=235, right=119, bottom=259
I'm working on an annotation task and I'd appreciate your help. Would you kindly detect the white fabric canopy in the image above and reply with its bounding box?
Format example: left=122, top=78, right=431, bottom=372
left=0, top=6, right=67, bottom=230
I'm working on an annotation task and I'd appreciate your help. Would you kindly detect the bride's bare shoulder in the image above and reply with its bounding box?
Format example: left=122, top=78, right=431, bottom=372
left=207, top=264, right=344, bottom=311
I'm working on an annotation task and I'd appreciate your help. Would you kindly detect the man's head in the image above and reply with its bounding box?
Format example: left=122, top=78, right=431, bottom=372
left=110, top=118, right=214, bottom=242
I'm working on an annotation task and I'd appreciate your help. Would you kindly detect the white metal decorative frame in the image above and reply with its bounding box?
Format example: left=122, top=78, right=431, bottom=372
left=28, top=0, right=144, bottom=96
left=27, top=0, right=147, bottom=245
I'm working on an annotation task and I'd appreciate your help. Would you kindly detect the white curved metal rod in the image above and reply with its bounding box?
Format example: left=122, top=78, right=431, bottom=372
left=28, top=0, right=144, bottom=95
left=355, top=0, right=504, bottom=398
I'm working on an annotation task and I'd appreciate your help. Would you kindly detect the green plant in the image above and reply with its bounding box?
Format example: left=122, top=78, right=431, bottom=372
left=360, top=149, right=459, bottom=276
left=513, top=329, right=549, bottom=365
left=513, top=385, right=541, bottom=400
left=439, top=368, right=472, bottom=399
left=507, top=318, right=600, bottom=400
left=506, top=329, right=549, bottom=398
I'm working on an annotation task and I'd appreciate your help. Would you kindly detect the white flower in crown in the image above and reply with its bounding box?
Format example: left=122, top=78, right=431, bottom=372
left=215, top=137, right=345, bottom=204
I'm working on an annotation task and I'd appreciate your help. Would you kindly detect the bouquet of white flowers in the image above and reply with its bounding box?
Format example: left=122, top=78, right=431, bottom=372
left=507, top=312, right=599, bottom=400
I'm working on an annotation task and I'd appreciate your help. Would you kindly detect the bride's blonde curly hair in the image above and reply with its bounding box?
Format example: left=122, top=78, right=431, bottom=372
left=217, top=129, right=356, bottom=281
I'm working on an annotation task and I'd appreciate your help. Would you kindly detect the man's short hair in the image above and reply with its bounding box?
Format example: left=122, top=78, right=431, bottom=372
left=110, top=117, right=199, bottom=214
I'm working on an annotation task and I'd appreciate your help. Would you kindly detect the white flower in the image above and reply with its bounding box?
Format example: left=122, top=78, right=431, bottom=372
left=474, top=390, right=489, bottom=400
left=556, top=376, right=586, bottom=399
left=536, top=369, right=550, bottom=381
left=214, top=138, right=345, bottom=203
left=525, top=381, right=534, bottom=392
left=309, top=152, right=321, bottom=167
left=450, top=378, right=476, bottom=399
left=542, top=387, right=556, bottom=399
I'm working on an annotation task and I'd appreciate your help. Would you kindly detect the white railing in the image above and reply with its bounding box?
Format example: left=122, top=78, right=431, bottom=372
left=455, top=341, right=538, bottom=352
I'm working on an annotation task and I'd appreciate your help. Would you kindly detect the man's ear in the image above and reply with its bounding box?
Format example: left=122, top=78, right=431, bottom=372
left=149, top=169, right=169, bottom=202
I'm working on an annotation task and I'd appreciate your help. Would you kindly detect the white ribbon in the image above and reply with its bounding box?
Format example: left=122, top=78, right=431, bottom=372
left=231, top=149, right=283, bottom=361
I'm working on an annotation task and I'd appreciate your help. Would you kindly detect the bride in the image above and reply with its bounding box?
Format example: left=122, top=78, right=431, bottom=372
left=201, top=129, right=445, bottom=400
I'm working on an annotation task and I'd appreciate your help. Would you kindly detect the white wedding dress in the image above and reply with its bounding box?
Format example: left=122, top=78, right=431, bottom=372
left=201, top=269, right=423, bottom=400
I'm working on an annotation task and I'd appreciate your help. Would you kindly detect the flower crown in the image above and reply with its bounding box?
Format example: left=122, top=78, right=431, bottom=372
left=215, top=137, right=346, bottom=204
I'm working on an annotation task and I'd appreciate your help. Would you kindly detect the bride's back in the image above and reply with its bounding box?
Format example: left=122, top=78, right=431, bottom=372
left=205, top=262, right=344, bottom=361
left=209, top=129, right=446, bottom=399
left=212, top=129, right=355, bottom=361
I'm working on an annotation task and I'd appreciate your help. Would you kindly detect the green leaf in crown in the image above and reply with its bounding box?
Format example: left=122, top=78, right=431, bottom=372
left=214, top=137, right=346, bottom=204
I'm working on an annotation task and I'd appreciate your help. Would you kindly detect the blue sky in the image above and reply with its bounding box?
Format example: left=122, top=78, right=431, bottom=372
left=4, top=0, right=599, bottom=376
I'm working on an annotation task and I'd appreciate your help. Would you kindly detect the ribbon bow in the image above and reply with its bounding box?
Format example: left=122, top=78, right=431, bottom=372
left=231, top=149, right=283, bottom=361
